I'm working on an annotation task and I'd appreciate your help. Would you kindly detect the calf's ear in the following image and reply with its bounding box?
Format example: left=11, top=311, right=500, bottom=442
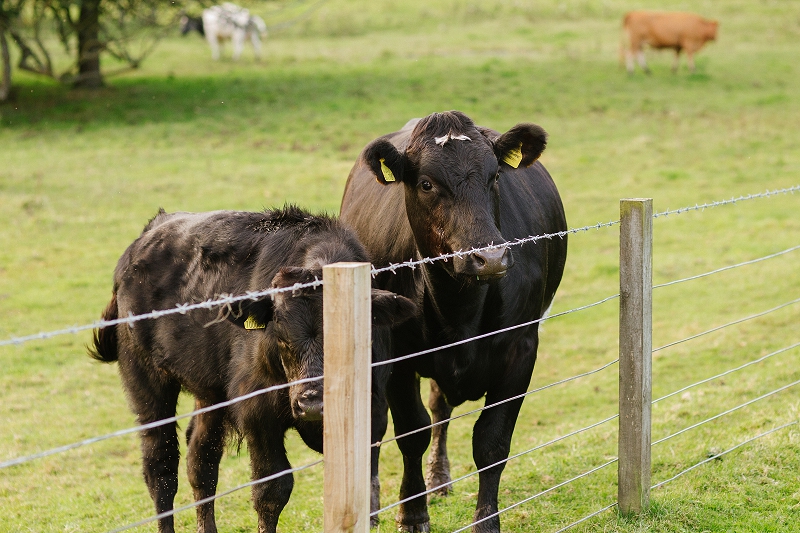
left=371, top=289, right=417, bottom=327
left=494, top=123, right=548, bottom=169
left=227, top=299, right=274, bottom=330
left=363, top=138, right=406, bottom=185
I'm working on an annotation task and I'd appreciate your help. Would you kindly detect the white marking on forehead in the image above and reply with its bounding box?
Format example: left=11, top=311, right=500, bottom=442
left=434, top=133, right=472, bottom=146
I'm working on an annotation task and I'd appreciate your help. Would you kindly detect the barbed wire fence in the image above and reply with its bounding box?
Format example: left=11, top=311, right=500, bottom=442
left=0, top=184, right=798, bottom=532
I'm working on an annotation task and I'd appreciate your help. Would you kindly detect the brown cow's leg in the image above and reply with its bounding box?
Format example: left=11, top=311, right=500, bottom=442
left=686, top=51, right=696, bottom=73
left=636, top=49, right=650, bottom=74
left=186, top=399, right=227, bottom=533
left=425, top=380, right=453, bottom=498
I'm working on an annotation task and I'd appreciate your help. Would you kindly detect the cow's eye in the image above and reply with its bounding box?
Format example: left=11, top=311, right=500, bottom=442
left=420, top=180, right=433, bottom=192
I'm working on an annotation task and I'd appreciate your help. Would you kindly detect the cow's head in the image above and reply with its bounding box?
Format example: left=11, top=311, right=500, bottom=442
left=228, top=267, right=415, bottom=422
left=179, top=14, right=204, bottom=36
left=705, top=19, right=719, bottom=41
left=361, top=111, right=547, bottom=282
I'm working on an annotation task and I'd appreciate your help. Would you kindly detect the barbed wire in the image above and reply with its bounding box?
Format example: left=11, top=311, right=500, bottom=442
left=0, top=375, right=323, bottom=470
left=652, top=378, right=800, bottom=447
left=376, top=358, right=619, bottom=447
left=651, top=185, right=799, bottom=219
left=654, top=341, right=800, bottom=405
left=106, top=459, right=323, bottom=533
left=374, top=413, right=619, bottom=517
left=653, top=297, right=800, bottom=353
left=2, top=184, right=796, bottom=349
left=0, top=279, right=323, bottom=348
left=651, top=420, right=797, bottom=491
left=450, top=458, right=619, bottom=533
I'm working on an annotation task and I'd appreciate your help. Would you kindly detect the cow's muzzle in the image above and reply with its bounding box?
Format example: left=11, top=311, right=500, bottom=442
left=453, top=246, right=514, bottom=280
left=293, top=388, right=323, bottom=421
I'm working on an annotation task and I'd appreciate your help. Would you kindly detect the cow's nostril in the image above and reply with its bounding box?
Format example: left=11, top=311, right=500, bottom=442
left=475, top=255, right=486, bottom=267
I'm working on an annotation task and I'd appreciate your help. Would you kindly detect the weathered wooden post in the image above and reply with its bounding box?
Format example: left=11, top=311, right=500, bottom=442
left=618, top=199, right=653, bottom=514
left=323, top=262, right=372, bottom=533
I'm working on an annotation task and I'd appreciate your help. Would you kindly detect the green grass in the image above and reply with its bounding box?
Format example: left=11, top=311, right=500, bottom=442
left=1, top=0, right=799, bottom=531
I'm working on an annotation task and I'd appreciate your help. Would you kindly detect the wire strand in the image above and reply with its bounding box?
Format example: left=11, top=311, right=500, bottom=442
left=653, top=297, right=800, bottom=353
left=651, top=420, right=797, bottom=491
left=652, top=379, right=800, bottom=446
left=106, top=459, right=323, bottom=533
left=372, top=293, right=620, bottom=368
left=0, top=375, right=323, bottom=470
left=653, top=244, right=800, bottom=290
left=449, top=458, right=619, bottom=533
left=376, top=359, right=619, bottom=447
left=653, top=341, right=800, bottom=405
left=373, top=413, right=619, bottom=517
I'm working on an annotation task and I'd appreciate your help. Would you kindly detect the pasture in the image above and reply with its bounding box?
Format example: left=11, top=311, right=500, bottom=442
left=1, top=0, right=799, bottom=531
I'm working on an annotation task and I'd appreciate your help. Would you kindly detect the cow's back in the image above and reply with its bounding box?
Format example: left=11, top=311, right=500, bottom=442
left=625, top=11, right=716, bottom=49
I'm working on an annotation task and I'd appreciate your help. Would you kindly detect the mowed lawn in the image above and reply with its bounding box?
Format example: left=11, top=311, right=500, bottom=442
left=1, top=0, right=799, bottom=531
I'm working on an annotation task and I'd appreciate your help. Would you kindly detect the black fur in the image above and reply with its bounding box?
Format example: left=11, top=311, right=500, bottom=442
left=341, top=111, right=568, bottom=533
left=89, top=206, right=415, bottom=533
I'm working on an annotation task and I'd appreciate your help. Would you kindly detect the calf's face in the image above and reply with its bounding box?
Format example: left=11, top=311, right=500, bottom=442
left=363, top=112, right=547, bottom=283
left=230, top=266, right=415, bottom=422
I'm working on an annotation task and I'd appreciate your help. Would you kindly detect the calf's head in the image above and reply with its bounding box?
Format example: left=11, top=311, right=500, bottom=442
left=229, top=267, right=415, bottom=422
left=362, top=111, right=547, bottom=282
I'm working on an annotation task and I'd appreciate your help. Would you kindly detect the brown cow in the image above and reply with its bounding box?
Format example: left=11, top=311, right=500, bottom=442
left=622, top=11, right=718, bottom=74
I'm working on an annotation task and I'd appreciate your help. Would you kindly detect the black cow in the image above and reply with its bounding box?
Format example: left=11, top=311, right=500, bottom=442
left=340, top=111, right=568, bottom=533
left=89, top=206, right=415, bottom=533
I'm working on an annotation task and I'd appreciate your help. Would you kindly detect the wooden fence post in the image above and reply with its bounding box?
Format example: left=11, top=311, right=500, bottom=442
left=323, top=262, right=372, bottom=533
left=618, top=199, right=653, bottom=515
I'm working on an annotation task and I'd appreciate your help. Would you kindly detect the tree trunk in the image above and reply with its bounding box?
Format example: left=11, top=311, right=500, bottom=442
left=0, top=16, right=11, bottom=101
left=74, top=0, right=103, bottom=88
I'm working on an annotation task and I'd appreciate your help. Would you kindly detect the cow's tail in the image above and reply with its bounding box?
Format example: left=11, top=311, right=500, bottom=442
left=88, top=292, right=119, bottom=363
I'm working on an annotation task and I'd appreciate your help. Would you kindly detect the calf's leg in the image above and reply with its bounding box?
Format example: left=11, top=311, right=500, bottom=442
left=186, top=398, right=227, bottom=533
left=244, top=423, right=294, bottom=533
left=119, top=352, right=182, bottom=533
left=370, top=377, right=390, bottom=528
left=425, top=379, right=453, bottom=498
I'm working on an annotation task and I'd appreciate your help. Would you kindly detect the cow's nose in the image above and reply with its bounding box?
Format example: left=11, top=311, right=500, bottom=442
left=296, top=389, right=323, bottom=421
left=454, top=246, right=513, bottom=279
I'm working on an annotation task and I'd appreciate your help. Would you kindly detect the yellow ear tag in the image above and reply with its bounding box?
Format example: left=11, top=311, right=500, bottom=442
left=244, top=315, right=266, bottom=330
left=379, top=158, right=396, bottom=182
left=502, top=143, right=523, bottom=169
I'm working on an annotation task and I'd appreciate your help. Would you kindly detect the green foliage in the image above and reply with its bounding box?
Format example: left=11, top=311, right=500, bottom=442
left=1, top=0, right=799, bottom=531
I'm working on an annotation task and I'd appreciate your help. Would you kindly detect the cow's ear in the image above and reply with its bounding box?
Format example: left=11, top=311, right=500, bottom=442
left=227, top=298, right=274, bottom=330
left=363, top=138, right=406, bottom=185
left=371, top=289, right=417, bottom=327
left=494, top=123, right=548, bottom=169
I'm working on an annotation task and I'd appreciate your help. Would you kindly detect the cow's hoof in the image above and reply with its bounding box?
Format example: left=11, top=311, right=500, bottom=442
left=396, top=521, right=430, bottom=533
left=370, top=515, right=380, bottom=529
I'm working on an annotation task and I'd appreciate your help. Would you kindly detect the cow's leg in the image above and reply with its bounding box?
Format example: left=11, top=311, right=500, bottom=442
left=251, top=33, right=262, bottom=61
left=232, top=31, right=244, bottom=60
left=425, top=379, right=453, bottom=498
left=186, top=398, right=227, bottom=533
left=672, top=48, right=682, bottom=73
left=206, top=35, right=221, bottom=60
left=119, top=353, right=182, bottom=533
left=636, top=49, right=650, bottom=74
left=470, top=335, right=537, bottom=533
left=386, top=365, right=432, bottom=533
left=625, top=48, right=635, bottom=73
left=244, top=420, right=294, bottom=533
left=686, top=50, right=696, bottom=73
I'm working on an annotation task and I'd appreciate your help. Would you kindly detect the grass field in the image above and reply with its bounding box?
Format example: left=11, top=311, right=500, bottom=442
left=1, top=0, right=799, bottom=531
